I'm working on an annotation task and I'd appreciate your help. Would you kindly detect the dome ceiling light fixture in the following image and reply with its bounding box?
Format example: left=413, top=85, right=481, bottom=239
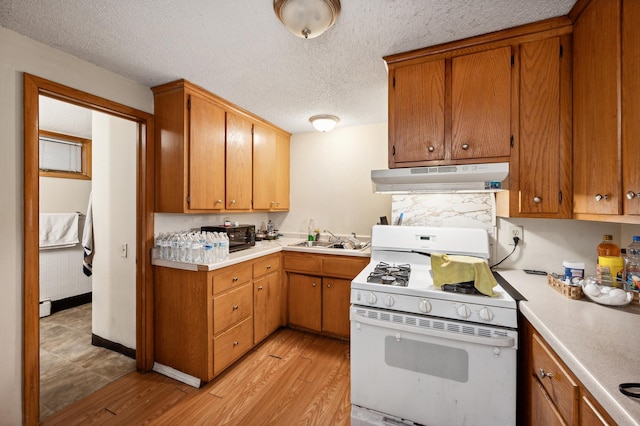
left=274, top=0, right=341, bottom=39
left=310, top=115, right=340, bottom=132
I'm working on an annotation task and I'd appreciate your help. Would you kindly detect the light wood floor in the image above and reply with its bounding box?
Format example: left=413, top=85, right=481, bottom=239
left=41, top=328, right=351, bottom=425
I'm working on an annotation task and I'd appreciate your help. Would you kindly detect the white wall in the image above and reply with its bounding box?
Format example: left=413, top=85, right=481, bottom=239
left=91, top=112, right=137, bottom=349
left=277, top=123, right=392, bottom=239
left=39, top=177, right=92, bottom=214
left=496, top=218, right=640, bottom=277
left=0, top=25, right=152, bottom=424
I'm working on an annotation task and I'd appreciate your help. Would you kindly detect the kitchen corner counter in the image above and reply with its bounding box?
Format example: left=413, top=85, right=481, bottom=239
left=497, top=269, right=640, bottom=426
left=151, top=238, right=370, bottom=271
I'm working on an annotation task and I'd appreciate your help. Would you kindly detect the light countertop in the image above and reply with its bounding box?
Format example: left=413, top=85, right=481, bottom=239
left=151, top=237, right=370, bottom=271
left=497, top=269, right=640, bottom=426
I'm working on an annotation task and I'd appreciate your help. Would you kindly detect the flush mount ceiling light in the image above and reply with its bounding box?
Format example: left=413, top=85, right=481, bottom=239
left=310, top=115, right=340, bottom=132
left=274, top=0, right=341, bottom=39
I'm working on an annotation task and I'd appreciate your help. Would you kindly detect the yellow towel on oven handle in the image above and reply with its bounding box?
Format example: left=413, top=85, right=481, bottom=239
left=430, top=253, right=497, bottom=297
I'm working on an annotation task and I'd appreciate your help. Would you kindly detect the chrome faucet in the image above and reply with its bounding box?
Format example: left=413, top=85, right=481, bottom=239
left=324, top=229, right=340, bottom=242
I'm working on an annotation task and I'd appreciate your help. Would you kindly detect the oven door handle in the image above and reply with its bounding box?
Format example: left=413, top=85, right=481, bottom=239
left=352, top=315, right=516, bottom=348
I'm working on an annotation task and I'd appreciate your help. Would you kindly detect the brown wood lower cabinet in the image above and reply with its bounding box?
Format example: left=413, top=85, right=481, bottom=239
left=521, top=316, right=616, bottom=425
left=153, top=253, right=283, bottom=383
left=284, top=252, right=368, bottom=339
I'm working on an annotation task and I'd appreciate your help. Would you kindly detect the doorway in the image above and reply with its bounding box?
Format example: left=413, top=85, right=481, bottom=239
left=38, top=97, right=138, bottom=418
left=23, top=74, right=155, bottom=426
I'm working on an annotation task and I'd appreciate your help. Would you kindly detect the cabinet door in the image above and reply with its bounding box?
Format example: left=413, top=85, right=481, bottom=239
left=288, top=273, right=321, bottom=332
left=389, top=60, right=445, bottom=165
left=622, top=0, right=640, bottom=216
left=188, top=93, right=226, bottom=210
left=452, top=46, right=512, bottom=160
left=531, top=378, right=568, bottom=426
left=573, top=0, right=621, bottom=215
left=517, top=37, right=571, bottom=217
left=252, top=124, right=277, bottom=210
left=226, top=112, right=253, bottom=210
left=274, top=132, right=290, bottom=210
left=322, top=278, right=351, bottom=337
left=254, top=271, right=282, bottom=344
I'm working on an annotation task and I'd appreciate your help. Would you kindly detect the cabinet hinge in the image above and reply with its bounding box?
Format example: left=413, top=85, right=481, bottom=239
left=511, top=54, right=515, bottom=67
left=187, top=194, right=190, bottom=205
left=392, top=76, right=395, bottom=88
left=187, top=96, right=191, bottom=109
left=560, top=45, right=564, bottom=59
left=510, top=135, right=514, bottom=148
left=392, top=145, right=395, bottom=157
left=558, top=191, right=563, bottom=204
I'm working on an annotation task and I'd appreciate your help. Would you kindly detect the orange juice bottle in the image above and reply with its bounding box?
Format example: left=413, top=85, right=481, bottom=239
left=597, top=235, right=622, bottom=286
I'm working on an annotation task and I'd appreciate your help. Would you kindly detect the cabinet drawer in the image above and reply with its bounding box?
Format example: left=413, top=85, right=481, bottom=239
left=322, top=256, right=368, bottom=279
left=253, top=254, right=281, bottom=278
left=283, top=253, right=322, bottom=274
left=212, top=263, right=252, bottom=295
left=213, top=316, right=253, bottom=375
left=213, top=283, right=252, bottom=334
left=532, top=333, right=579, bottom=424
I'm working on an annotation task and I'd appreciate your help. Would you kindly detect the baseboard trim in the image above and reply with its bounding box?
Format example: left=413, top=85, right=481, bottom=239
left=153, top=362, right=201, bottom=388
left=51, top=292, right=92, bottom=314
left=92, top=333, right=136, bottom=360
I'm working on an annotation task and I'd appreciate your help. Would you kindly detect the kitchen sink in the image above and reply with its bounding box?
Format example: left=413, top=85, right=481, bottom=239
left=290, top=241, right=335, bottom=248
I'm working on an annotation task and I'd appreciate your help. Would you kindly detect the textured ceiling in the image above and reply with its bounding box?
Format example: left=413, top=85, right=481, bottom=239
left=1, top=0, right=576, bottom=134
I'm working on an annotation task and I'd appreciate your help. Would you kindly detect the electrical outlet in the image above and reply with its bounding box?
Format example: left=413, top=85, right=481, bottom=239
left=121, top=243, right=128, bottom=258
left=510, top=226, right=524, bottom=244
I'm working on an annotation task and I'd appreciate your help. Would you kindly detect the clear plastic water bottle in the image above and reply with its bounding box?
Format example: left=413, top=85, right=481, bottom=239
left=212, top=233, right=220, bottom=262
left=177, top=234, right=186, bottom=262
left=171, top=233, right=179, bottom=261
left=220, top=233, right=229, bottom=261
left=204, top=233, right=214, bottom=264
left=625, top=236, right=640, bottom=291
left=161, top=234, right=171, bottom=260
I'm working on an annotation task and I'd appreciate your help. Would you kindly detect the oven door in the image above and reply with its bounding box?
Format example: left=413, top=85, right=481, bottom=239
left=350, top=306, right=517, bottom=426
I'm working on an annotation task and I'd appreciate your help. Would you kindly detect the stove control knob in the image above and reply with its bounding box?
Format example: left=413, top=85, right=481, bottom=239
left=418, top=299, right=432, bottom=313
left=366, top=293, right=377, bottom=304
left=479, top=307, right=494, bottom=321
left=456, top=304, right=471, bottom=319
left=384, top=295, right=395, bottom=307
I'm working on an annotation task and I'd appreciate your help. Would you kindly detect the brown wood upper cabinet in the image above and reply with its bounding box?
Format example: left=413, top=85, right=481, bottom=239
left=386, top=19, right=576, bottom=219
left=253, top=123, right=290, bottom=211
left=152, top=79, right=291, bottom=213
left=386, top=46, right=512, bottom=168
left=226, top=111, right=253, bottom=210
left=153, top=82, right=226, bottom=212
left=508, top=35, right=573, bottom=218
left=573, top=0, right=640, bottom=223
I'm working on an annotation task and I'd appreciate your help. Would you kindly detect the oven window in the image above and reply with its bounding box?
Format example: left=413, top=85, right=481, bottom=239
left=385, top=336, right=469, bottom=382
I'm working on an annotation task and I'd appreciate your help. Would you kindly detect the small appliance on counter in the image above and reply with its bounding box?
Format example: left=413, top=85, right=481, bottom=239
left=201, top=224, right=255, bottom=253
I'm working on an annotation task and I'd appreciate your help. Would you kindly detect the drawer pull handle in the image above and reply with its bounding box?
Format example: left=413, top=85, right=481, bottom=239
left=533, top=196, right=542, bottom=203
left=327, top=284, right=331, bottom=288
left=538, top=368, right=553, bottom=379
left=595, top=193, right=609, bottom=202
left=233, top=341, right=239, bottom=347
left=627, top=191, right=640, bottom=200
left=266, top=265, right=271, bottom=269
left=312, top=282, right=317, bottom=287
left=232, top=276, right=239, bottom=282
left=232, top=305, right=239, bottom=310
left=428, top=146, right=434, bottom=152
left=215, top=199, right=222, bottom=204
left=462, top=143, right=470, bottom=150
left=258, top=286, right=263, bottom=290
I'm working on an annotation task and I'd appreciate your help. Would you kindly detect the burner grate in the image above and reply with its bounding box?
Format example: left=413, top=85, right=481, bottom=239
left=366, top=262, right=411, bottom=286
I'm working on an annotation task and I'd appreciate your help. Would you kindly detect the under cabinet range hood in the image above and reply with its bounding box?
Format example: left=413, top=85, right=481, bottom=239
left=371, top=162, right=509, bottom=193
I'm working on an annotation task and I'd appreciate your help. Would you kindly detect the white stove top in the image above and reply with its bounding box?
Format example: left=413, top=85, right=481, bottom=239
left=351, top=225, right=518, bottom=328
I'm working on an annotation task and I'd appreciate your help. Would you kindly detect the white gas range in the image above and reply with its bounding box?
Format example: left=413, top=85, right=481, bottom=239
left=350, top=225, right=520, bottom=426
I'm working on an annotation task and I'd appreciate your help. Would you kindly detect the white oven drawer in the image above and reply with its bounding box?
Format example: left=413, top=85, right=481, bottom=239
left=350, top=306, right=517, bottom=426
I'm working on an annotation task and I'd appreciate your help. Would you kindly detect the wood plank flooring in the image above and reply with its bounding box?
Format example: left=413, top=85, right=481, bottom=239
left=41, top=328, right=351, bottom=425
